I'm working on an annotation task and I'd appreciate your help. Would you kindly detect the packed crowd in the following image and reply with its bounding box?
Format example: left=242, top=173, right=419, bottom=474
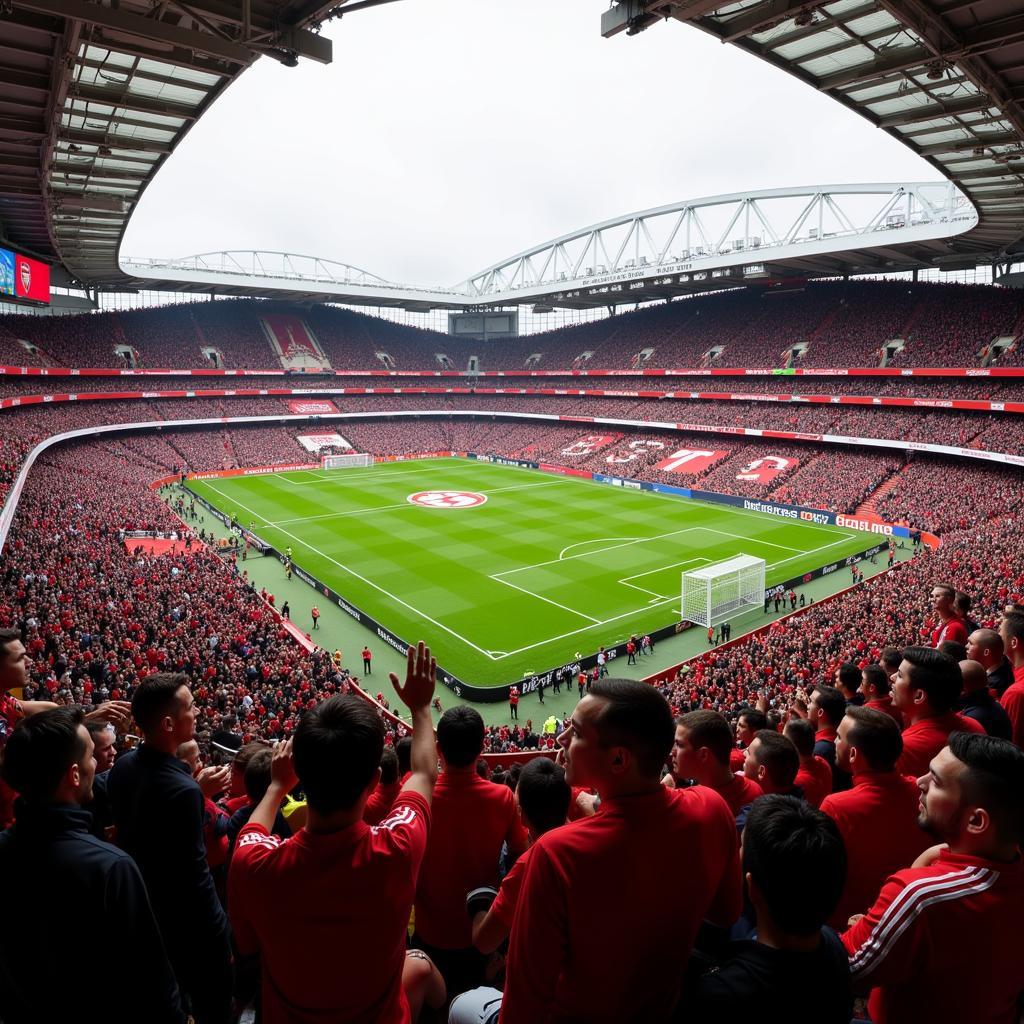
left=1, top=288, right=1024, bottom=1021
left=2, top=278, right=1021, bottom=372
left=3, top=575, right=1023, bottom=1024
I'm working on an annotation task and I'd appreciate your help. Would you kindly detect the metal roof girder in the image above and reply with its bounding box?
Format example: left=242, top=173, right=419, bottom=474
left=816, top=44, right=938, bottom=93
left=16, top=0, right=255, bottom=66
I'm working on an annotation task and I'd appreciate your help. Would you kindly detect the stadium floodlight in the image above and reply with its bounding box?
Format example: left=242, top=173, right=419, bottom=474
left=322, top=453, right=374, bottom=470
left=681, top=554, right=766, bottom=630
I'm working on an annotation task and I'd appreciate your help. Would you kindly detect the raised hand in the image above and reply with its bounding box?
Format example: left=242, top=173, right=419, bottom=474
left=270, top=737, right=299, bottom=793
left=197, top=764, right=232, bottom=798
left=390, top=641, right=436, bottom=713
left=83, top=700, right=132, bottom=730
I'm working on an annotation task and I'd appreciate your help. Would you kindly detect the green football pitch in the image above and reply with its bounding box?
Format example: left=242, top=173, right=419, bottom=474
left=187, top=457, right=871, bottom=688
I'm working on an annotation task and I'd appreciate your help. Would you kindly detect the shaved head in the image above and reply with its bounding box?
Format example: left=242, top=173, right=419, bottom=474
left=959, top=659, right=989, bottom=695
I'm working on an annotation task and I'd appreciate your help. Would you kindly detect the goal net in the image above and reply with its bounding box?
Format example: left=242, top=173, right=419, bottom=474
left=681, top=554, right=766, bottom=629
left=321, top=453, right=374, bottom=470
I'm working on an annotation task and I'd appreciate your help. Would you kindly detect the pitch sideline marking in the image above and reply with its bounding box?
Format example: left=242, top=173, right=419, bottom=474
left=199, top=482, right=503, bottom=661
left=490, top=575, right=602, bottom=625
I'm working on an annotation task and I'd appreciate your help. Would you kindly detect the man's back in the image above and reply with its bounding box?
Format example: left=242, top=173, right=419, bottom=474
left=683, top=928, right=851, bottom=1024
left=229, top=792, right=429, bottom=1024
left=820, top=771, right=928, bottom=929
left=897, top=713, right=984, bottom=777
left=108, top=745, right=227, bottom=953
left=415, top=771, right=525, bottom=949
left=0, top=803, right=182, bottom=1024
left=999, top=680, right=1024, bottom=747
left=795, top=755, right=832, bottom=808
left=842, top=850, right=1024, bottom=1024
left=960, top=690, right=1012, bottom=740
left=502, top=785, right=741, bottom=1024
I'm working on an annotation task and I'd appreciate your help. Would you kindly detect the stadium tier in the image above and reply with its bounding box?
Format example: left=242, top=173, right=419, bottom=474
left=3, top=292, right=1024, bottom=1024
left=1, top=279, right=1022, bottom=371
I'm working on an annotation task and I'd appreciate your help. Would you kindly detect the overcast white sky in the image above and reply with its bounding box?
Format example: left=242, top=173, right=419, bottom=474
left=122, top=0, right=939, bottom=288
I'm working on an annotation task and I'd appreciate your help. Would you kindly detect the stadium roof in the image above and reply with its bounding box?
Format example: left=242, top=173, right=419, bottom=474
left=1, top=0, right=1022, bottom=306
left=602, top=0, right=1024, bottom=267
left=0, top=0, right=388, bottom=288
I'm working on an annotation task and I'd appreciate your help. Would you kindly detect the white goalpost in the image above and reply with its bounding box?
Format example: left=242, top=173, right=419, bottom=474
left=682, top=554, right=766, bottom=629
left=321, top=453, right=374, bottom=470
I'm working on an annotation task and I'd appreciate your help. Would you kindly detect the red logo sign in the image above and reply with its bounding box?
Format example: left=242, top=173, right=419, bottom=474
left=652, top=448, right=730, bottom=474
left=15, top=254, right=49, bottom=304
left=736, top=455, right=798, bottom=483
left=287, top=400, right=338, bottom=414
left=407, top=491, right=488, bottom=509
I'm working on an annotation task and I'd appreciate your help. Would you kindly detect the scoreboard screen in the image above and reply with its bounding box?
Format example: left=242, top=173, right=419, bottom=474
left=0, top=247, right=50, bottom=305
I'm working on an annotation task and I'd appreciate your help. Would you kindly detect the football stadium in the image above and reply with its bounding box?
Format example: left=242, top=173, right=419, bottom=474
left=1, top=0, right=1024, bottom=1021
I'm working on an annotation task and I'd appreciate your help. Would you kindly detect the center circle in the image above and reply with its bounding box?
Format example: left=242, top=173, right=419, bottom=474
left=407, top=490, right=488, bottom=509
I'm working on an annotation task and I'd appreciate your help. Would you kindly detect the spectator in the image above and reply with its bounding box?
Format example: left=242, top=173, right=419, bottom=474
left=835, top=662, right=864, bottom=706
left=893, top=647, right=985, bottom=777
left=0, top=708, right=183, bottom=1023
left=879, top=647, right=902, bottom=682
left=730, top=708, right=766, bottom=772
left=464, top=757, right=571, bottom=959
left=0, top=626, right=59, bottom=827
left=501, top=679, right=741, bottom=1024
left=929, top=582, right=969, bottom=648
left=85, top=719, right=117, bottom=837
left=362, top=746, right=402, bottom=826
left=223, top=742, right=266, bottom=813
left=843, top=733, right=1024, bottom=1023
left=783, top=718, right=832, bottom=808
left=740, top=730, right=803, bottom=826
left=412, top=705, right=527, bottom=997
left=821, top=707, right=928, bottom=930
left=108, top=672, right=234, bottom=1024
left=967, top=628, right=1013, bottom=697
left=225, top=747, right=292, bottom=853
left=228, top=642, right=443, bottom=1023
left=671, top=709, right=762, bottom=814
left=998, top=612, right=1024, bottom=747
left=177, top=738, right=232, bottom=872
left=682, top=795, right=852, bottom=1024
left=808, top=685, right=850, bottom=792
left=859, top=664, right=901, bottom=723
left=959, top=660, right=1012, bottom=740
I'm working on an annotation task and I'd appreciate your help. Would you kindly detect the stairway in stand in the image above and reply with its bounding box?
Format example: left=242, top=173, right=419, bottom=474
left=853, top=466, right=907, bottom=519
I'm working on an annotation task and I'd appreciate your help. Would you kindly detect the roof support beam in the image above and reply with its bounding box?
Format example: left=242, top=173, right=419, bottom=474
left=66, top=82, right=197, bottom=122
left=817, top=45, right=937, bottom=92
left=717, top=0, right=806, bottom=43
left=15, top=0, right=255, bottom=65
left=59, top=126, right=172, bottom=155
left=876, top=94, right=995, bottom=129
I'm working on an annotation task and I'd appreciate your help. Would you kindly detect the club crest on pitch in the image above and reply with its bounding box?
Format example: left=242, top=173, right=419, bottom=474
left=407, top=490, right=487, bottom=509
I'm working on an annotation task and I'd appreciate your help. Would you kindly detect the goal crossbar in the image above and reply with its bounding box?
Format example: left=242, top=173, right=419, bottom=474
left=682, top=554, right=766, bottom=629
left=322, top=453, right=374, bottom=470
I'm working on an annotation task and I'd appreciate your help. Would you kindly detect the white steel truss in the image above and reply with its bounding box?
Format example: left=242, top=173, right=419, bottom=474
left=120, top=182, right=977, bottom=309
left=455, top=182, right=975, bottom=298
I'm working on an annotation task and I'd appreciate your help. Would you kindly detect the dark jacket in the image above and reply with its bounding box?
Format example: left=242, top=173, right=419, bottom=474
left=108, top=744, right=230, bottom=964
left=960, top=689, right=1013, bottom=740
left=683, top=927, right=852, bottom=1023
left=0, top=802, right=183, bottom=1024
